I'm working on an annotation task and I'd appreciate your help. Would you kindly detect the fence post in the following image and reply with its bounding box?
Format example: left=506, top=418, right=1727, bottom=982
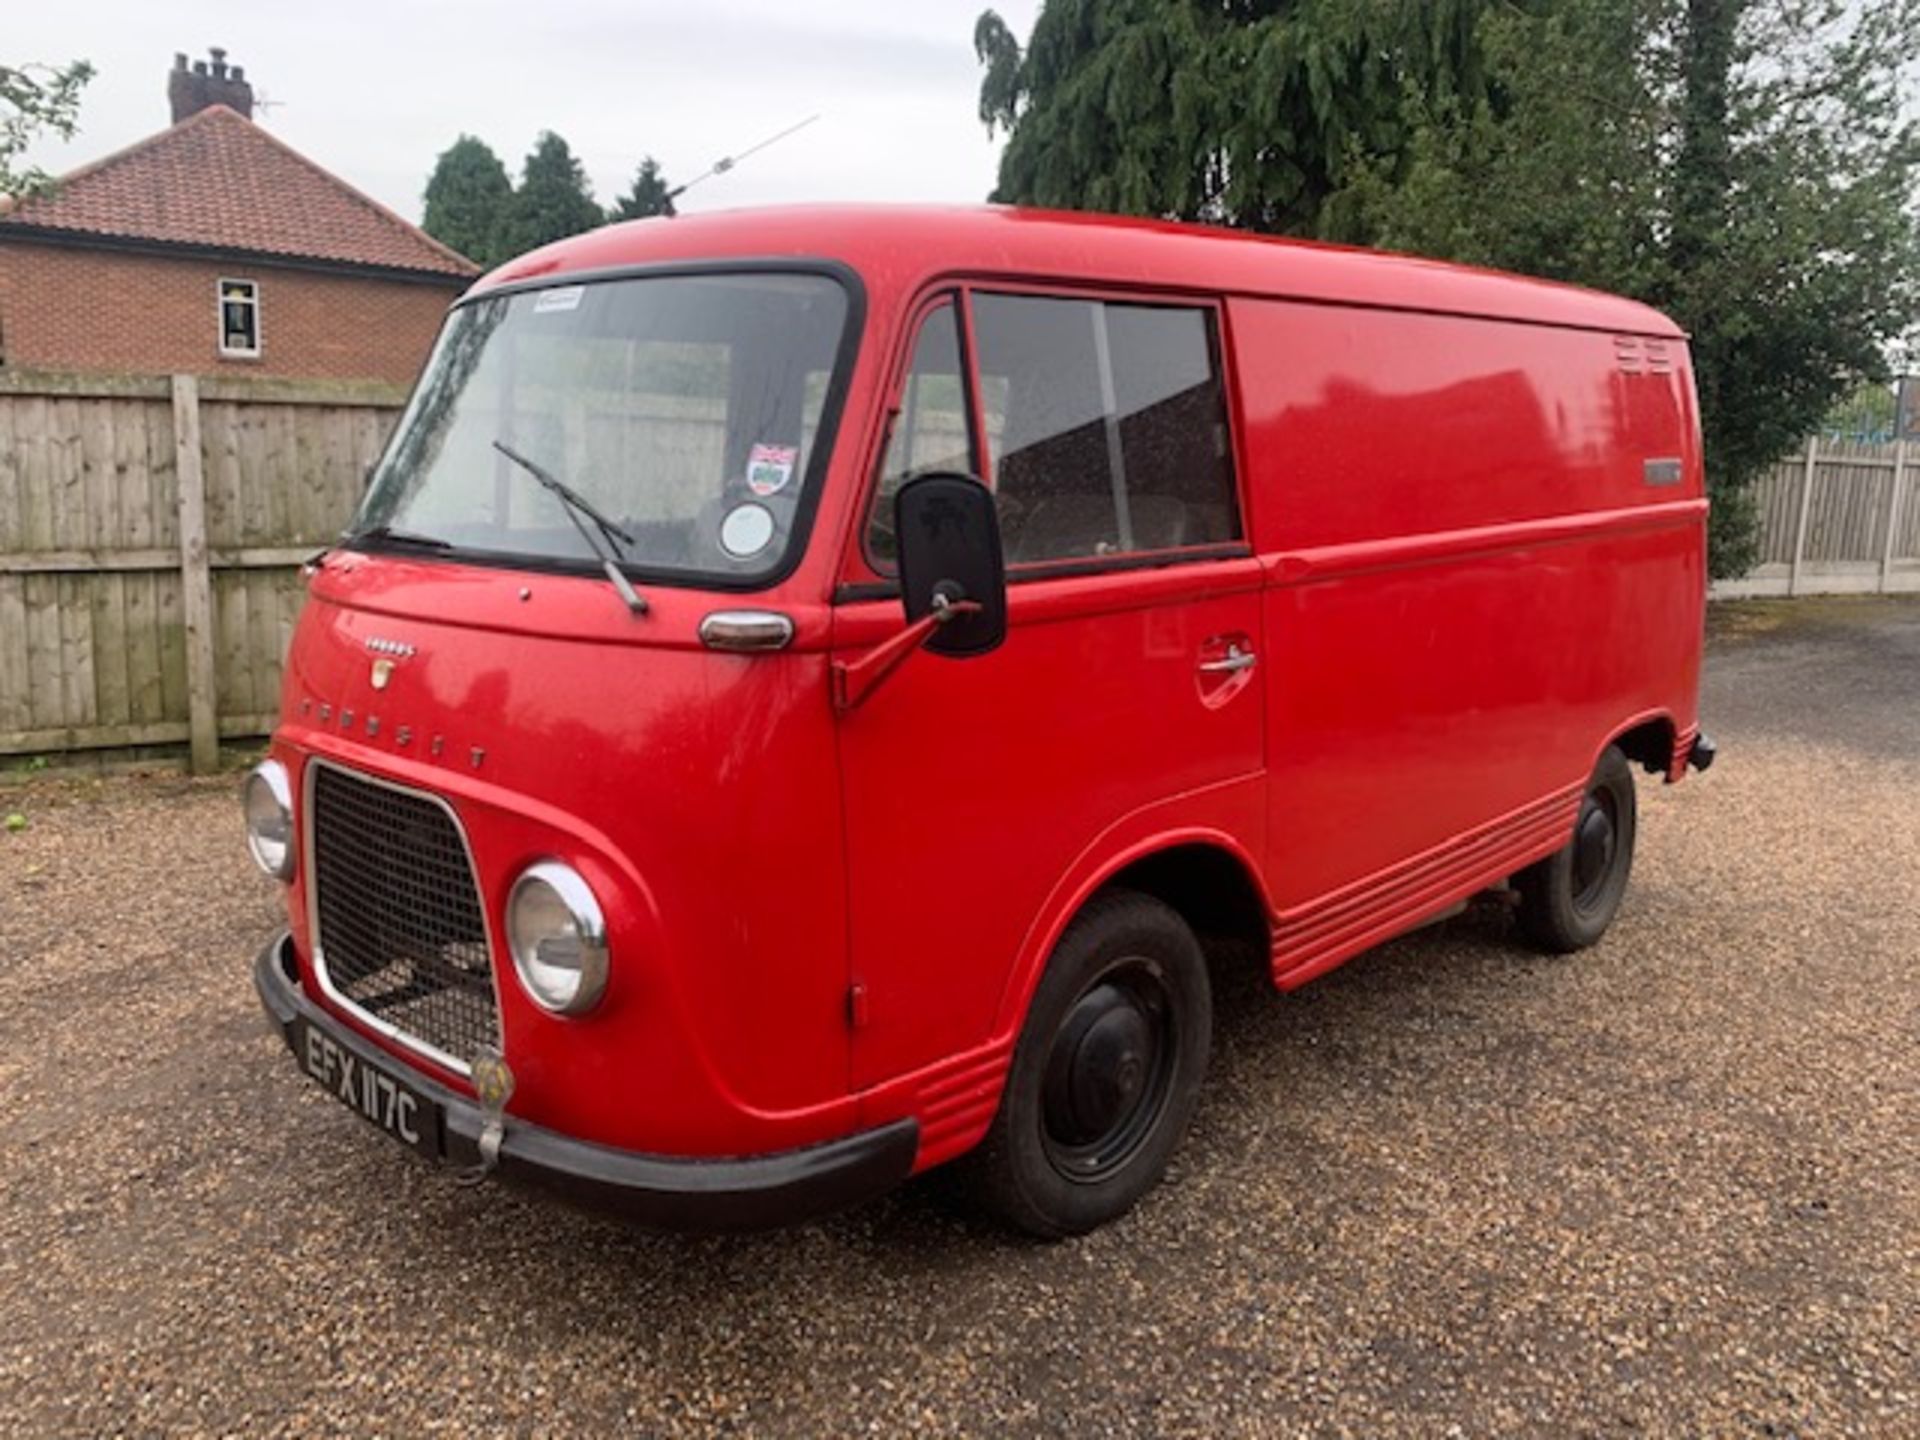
left=171, top=374, right=219, bottom=773
left=1883, top=439, right=1907, bottom=594
left=1788, top=434, right=1818, bottom=596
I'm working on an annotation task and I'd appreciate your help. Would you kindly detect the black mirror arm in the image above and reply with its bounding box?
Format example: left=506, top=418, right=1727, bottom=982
left=831, top=597, right=982, bottom=713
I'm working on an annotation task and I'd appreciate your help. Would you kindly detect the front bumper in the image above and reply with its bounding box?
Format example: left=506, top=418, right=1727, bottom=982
left=253, top=931, right=918, bottom=1231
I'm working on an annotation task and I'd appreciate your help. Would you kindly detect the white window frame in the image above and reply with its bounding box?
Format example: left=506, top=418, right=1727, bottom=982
left=217, top=277, right=262, bottom=359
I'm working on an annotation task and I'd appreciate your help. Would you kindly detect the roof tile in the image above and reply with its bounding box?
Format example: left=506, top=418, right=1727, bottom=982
left=0, top=106, right=478, bottom=278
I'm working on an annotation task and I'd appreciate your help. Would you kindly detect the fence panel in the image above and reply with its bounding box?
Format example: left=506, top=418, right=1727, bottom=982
left=1714, top=435, right=1918, bottom=598
left=1751, top=459, right=1802, bottom=567
left=1897, top=463, right=1920, bottom=563
left=0, top=370, right=403, bottom=765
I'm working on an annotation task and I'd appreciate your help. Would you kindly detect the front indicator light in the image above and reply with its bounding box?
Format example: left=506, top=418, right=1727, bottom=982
left=242, top=760, right=295, bottom=881
left=507, top=861, right=609, bottom=1016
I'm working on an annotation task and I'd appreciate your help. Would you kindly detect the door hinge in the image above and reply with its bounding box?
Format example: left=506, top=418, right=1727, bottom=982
left=845, top=979, right=869, bottom=1029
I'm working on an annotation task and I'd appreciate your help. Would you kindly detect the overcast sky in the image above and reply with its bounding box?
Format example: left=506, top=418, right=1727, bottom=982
left=11, top=0, right=1042, bottom=223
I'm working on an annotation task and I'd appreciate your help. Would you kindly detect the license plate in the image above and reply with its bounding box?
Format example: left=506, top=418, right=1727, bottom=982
left=291, top=1018, right=443, bottom=1159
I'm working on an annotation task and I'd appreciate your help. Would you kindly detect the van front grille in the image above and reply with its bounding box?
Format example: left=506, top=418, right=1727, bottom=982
left=308, top=763, right=499, bottom=1072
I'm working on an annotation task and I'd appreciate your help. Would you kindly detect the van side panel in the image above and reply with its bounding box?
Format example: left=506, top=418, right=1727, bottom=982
left=1227, top=298, right=1704, bottom=973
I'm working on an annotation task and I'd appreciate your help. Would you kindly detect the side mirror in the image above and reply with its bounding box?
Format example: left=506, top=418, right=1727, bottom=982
left=895, top=473, right=1007, bottom=657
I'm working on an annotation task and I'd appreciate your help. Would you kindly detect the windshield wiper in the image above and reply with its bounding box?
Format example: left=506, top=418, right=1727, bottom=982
left=346, top=524, right=454, bottom=552
left=490, top=438, right=649, bottom=616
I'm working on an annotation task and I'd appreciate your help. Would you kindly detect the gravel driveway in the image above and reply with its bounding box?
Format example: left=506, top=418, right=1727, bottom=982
left=2, top=597, right=1915, bottom=1437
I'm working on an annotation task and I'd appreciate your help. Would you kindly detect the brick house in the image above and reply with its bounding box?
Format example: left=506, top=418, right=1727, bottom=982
left=0, top=49, right=477, bottom=385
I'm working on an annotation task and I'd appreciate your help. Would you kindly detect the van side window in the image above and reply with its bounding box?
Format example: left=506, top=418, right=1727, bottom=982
left=972, top=293, right=1240, bottom=565
left=867, top=301, right=973, bottom=566
left=971, top=295, right=1114, bottom=562
left=1105, top=305, right=1240, bottom=552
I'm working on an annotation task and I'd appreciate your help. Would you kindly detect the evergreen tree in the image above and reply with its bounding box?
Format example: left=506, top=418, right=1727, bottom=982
left=421, top=134, right=512, bottom=268
left=978, top=0, right=1920, bottom=577
left=1344, top=0, right=1920, bottom=577
left=974, top=1, right=1487, bottom=236
left=608, top=156, right=676, bottom=222
left=1, top=57, right=93, bottom=198
left=495, top=132, right=604, bottom=258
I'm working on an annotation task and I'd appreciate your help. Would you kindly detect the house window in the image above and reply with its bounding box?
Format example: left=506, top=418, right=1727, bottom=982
left=218, top=278, right=260, bottom=357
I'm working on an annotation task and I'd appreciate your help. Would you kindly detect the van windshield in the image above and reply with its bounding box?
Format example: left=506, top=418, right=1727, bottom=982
left=352, top=270, right=853, bottom=583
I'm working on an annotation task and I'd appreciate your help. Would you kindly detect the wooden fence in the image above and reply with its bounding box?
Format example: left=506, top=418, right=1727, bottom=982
left=0, top=370, right=403, bottom=769
left=4, top=368, right=1913, bottom=767
left=1712, top=435, right=1920, bottom=598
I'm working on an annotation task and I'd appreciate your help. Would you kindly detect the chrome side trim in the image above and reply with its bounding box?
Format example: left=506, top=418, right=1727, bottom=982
left=300, top=757, right=504, bottom=1079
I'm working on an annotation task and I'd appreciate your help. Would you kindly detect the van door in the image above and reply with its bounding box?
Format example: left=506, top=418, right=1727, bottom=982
left=834, top=288, right=1267, bottom=1099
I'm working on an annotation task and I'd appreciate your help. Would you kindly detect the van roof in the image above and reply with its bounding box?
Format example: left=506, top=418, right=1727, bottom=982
left=473, top=204, right=1685, bottom=340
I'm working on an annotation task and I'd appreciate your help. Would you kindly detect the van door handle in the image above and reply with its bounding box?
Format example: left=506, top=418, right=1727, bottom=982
left=1199, top=645, right=1256, bottom=674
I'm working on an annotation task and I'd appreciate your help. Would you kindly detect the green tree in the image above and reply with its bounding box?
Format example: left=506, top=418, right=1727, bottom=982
left=1346, top=0, right=1920, bottom=576
left=977, top=1, right=1920, bottom=576
left=607, top=156, right=676, bottom=222
left=494, top=131, right=603, bottom=258
left=974, top=0, right=1487, bottom=235
left=422, top=134, right=512, bottom=267
left=1, top=58, right=93, bottom=198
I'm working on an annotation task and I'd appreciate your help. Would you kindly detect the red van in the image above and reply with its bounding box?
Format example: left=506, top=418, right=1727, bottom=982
left=246, top=205, right=1713, bottom=1236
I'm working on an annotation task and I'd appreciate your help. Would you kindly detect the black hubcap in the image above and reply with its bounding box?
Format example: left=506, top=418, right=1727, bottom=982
left=1571, top=790, right=1618, bottom=910
left=1041, top=962, right=1176, bottom=1182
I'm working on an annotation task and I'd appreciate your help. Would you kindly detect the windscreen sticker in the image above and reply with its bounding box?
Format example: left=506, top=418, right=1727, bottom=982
left=746, top=443, right=799, bottom=497
left=532, top=285, right=585, bottom=314
left=719, top=503, right=776, bottom=559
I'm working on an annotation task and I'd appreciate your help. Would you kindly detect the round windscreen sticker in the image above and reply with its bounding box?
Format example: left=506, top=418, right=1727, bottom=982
left=719, top=503, right=776, bottom=559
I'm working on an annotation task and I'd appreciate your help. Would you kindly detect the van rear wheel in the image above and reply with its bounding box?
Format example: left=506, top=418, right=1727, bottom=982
left=1516, top=744, right=1638, bottom=953
left=965, top=890, right=1211, bottom=1238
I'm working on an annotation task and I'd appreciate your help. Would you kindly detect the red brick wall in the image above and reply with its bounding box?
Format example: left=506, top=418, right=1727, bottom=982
left=0, top=241, right=462, bottom=385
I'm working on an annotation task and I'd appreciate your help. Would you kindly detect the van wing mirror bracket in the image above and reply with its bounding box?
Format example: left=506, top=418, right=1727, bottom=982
left=831, top=473, right=1006, bottom=714
left=831, top=593, right=983, bottom=712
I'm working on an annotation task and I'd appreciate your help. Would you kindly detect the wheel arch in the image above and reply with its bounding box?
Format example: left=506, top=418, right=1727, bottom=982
left=992, top=827, right=1273, bottom=1042
left=1600, top=710, right=1678, bottom=778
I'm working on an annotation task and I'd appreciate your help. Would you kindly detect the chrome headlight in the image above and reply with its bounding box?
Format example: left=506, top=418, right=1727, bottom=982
left=507, top=861, right=609, bottom=1016
left=242, top=759, right=295, bottom=881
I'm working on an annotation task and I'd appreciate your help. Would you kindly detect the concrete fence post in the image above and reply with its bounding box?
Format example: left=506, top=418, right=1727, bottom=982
left=171, top=374, right=219, bottom=774
left=1883, top=439, right=1907, bottom=594
left=1789, top=434, right=1819, bottom=597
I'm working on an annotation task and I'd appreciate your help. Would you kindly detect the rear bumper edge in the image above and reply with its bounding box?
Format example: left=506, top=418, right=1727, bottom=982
left=1688, top=729, right=1717, bottom=772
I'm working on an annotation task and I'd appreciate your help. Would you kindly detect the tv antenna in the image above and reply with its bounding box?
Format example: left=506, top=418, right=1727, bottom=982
left=665, top=113, right=820, bottom=208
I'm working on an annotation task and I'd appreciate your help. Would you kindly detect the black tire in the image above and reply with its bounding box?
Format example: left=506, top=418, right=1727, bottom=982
left=964, top=890, right=1211, bottom=1238
left=1516, top=744, right=1638, bottom=953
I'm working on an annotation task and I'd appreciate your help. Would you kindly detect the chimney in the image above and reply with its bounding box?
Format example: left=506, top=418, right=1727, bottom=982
left=169, top=47, right=254, bottom=123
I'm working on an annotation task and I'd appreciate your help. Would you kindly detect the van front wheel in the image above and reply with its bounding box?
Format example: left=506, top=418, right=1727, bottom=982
left=1516, top=744, right=1638, bottom=953
left=966, top=890, right=1211, bottom=1238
